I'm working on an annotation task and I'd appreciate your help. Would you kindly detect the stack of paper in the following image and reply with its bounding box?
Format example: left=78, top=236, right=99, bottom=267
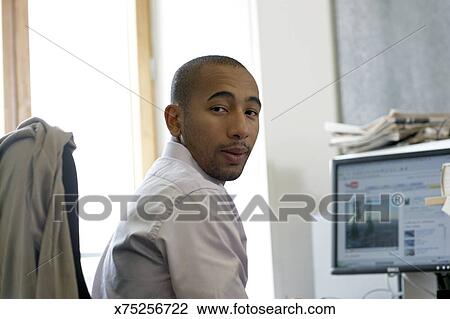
left=325, top=109, right=450, bottom=154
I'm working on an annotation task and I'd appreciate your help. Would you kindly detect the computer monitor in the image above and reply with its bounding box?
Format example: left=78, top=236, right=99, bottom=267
left=331, top=140, right=450, bottom=274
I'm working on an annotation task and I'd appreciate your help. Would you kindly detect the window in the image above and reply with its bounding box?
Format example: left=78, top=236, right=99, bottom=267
left=28, top=0, right=152, bottom=290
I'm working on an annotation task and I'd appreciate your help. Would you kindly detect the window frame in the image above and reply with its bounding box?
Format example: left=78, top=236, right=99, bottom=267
left=2, top=0, right=31, bottom=133
left=2, top=0, right=156, bottom=178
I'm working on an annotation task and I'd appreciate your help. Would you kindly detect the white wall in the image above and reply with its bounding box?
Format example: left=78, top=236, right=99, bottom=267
left=256, top=0, right=392, bottom=298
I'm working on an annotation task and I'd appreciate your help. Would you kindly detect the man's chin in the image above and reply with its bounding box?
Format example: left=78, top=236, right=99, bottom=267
left=222, top=173, right=242, bottom=182
left=211, top=167, right=244, bottom=182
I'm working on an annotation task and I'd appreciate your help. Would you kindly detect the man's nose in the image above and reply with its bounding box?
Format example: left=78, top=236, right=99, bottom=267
left=227, top=111, right=249, bottom=140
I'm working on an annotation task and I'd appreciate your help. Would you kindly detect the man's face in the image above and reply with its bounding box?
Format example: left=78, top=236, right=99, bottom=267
left=180, top=64, right=260, bottom=182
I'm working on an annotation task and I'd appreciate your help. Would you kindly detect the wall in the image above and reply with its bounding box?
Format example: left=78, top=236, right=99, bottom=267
left=335, top=0, right=450, bottom=125
left=256, top=0, right=394, bottom=298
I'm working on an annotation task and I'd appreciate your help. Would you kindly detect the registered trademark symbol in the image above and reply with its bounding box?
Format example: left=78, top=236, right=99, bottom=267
left=391, top=193, right=405, bottom=207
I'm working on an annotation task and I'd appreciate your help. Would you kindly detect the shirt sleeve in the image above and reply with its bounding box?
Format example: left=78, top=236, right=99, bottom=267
left=156, top=191, right=248, bottom=298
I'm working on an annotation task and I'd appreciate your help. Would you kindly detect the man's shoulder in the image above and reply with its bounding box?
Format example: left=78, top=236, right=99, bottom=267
left=139, top=156, right=224, bottom=198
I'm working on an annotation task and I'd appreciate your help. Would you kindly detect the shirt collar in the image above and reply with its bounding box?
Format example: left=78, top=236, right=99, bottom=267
left=162, top=137, right=225, bottom=186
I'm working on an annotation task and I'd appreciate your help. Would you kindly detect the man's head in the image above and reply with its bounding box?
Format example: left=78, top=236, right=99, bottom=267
left=165, top=55, right=261, bottom=182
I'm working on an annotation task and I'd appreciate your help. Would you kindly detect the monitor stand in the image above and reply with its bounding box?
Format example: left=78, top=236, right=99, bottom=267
left=397, top=273, right=403, bottom=299
left=436, top=272, right=450, bottom=299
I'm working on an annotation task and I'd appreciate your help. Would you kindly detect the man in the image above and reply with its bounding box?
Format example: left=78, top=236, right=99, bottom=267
left=92, top=55, right=261, bottom=298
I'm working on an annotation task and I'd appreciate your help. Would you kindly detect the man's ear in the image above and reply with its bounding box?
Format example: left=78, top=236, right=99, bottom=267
left=164, top=104, right=183, bottom=138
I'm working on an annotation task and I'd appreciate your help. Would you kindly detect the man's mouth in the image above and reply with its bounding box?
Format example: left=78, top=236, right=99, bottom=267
left=221, top=146, right=249, bottom=165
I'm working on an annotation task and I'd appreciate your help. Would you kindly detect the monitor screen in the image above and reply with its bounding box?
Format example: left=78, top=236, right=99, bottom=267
left=332, top=147, right=450, bottom=274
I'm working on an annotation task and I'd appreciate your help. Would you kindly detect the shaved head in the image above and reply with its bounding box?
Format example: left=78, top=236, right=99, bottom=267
left=170, top=55, right=247, bottom=109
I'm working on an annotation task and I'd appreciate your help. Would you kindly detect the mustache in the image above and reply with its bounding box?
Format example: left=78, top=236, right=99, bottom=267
left=219, top=142, right=251, bottom=153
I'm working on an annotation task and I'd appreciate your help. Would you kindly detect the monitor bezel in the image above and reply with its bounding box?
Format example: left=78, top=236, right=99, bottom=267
left=331, top=146, right=450, bottom=275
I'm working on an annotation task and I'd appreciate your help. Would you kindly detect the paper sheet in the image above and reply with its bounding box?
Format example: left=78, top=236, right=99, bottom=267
left=442, top=197, right=450, bottom=215
left=441, top=164, right=450, bottom=215
left=442, top=164, right=450, bottom=196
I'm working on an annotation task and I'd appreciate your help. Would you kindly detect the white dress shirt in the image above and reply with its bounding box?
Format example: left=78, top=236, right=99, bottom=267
left=92, top=138, right=248, bottom=298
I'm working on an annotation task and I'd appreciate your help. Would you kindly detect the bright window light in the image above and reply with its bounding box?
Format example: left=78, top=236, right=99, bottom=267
left=28, top=0, right=139, bottom=291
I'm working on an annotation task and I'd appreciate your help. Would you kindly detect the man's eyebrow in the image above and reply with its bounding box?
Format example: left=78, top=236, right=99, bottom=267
left=207, top=91, right=235, bottom=101
left=247, top=96, right=262, bottom=108
left=207, top=91, right=262, bottom=108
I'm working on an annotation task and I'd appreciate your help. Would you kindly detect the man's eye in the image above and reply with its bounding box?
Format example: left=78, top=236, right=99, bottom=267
left=211, top=106, right=228, bottom=113
left=246, top=109, right=259, bottom=117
